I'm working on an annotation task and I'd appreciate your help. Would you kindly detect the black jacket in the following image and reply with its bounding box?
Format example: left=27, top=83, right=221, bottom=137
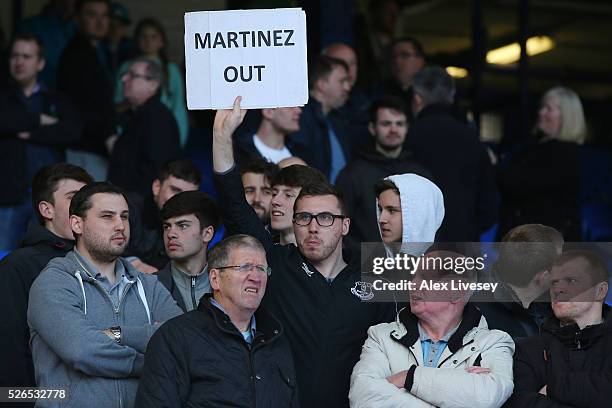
left=135, top=295, right=299, bottom=408
left=234, top=132, right=311, bottom=168
left=497, top=139, right=582, bottom=241
left=57, top=32, right=115, bottom=155
left=475, top=283, right=553, bottom=340
left=0, top=224, right=74, bottom=390
left=123, top=192, right=168, bottom=269
left=407, top=104, right=498, bottom=241
left=505, top=307, right=612, bottom=408
left=335, top=87, right=372, bottom=149
left=287, top=98, right=353, bottom=180
left=213, top=166, right=396, bottom=408
left=335, top=142, right=431, bottom=249
left=0, top=84, right=81, bottom=205
left=108, top=96, right=181, bottom=197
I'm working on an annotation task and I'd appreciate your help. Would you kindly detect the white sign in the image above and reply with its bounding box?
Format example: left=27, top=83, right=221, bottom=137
left=184, top=8, right=308, bottom=110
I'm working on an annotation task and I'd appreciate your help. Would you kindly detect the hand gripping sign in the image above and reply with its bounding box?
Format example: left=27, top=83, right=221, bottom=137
left=184, top=8, right=308, bottom=110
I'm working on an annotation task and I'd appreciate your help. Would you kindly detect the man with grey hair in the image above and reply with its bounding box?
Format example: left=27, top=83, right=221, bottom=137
left=350, top=250, right=515, bottom=408
left=108, top=57, right=181, bottom=197
left=135, top=234, right=299, bottom=407
left=407, top=65, right=497, bottom=242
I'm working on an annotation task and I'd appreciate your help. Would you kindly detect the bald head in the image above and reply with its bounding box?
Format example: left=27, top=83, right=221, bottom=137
left=278, top=156, right=307, bottom=169
left=322, top=43, right=358, bottom=87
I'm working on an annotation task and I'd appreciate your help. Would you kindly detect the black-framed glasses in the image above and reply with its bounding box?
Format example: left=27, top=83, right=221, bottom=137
left=215, top=263, right=272, bottom=276
left=293, top=212, right=346, bottom=227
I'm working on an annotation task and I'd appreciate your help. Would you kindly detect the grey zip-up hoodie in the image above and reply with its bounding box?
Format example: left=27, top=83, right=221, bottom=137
left=27, top=251, right=182, bottom=408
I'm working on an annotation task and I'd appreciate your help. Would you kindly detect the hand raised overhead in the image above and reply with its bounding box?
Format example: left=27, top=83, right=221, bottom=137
left=212, top=96, right=248, bottom=173
left=213, top=96, right=248, bottom=140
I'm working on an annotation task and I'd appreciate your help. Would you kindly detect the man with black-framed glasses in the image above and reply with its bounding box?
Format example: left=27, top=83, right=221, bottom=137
left=107, top=57, right=181, bottom=198
left=136, top=234, right=299, bottom=408
left=212, top=97, right=395, bottom=408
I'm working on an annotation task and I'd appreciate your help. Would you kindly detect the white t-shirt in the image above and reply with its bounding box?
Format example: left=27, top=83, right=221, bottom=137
left=253, top=135, right=292, bottom=164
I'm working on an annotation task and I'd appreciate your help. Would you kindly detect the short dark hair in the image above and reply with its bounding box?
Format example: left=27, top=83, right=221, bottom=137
left=553, top=250, right=610, bottom=286
left=69, top=182, right=127, bottom=218
left=392, top=36, right=425, bottom=59
left=495, top=224, right=564, bottom=287
left=294, top=183, right=348, bottom=216
left=11, top=33, right=45, bottom=59
left=160, top=191, right=220, bottom=232
left=368, top=95, right=409, bottom=124
left=207, top=234, right=265, bottom=271
left=158, top=159, right=202, bottom=186
left=240, top=158, right=278, bottom=183
left=309, top=55, right=349, bottom=90
left=271, top=165, right=327, bottom=189
left=76, top=0, right=110, bottom=13
left=374, top=179, right=399, bottom=198
left=412, top=65, right=455, bottom=107
left=32, top=164, right=93, bottom=224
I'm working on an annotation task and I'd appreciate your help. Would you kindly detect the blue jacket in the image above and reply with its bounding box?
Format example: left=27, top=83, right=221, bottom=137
left=287, top=97, right=353, bottom=180
left=28, top=251, right=182, bottom=408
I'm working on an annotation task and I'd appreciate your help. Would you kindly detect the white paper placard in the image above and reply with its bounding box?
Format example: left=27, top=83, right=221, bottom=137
left=184, top=8, right=308, bottom=110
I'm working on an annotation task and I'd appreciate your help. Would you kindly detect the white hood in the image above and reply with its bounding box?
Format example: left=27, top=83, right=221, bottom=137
left=376, top=173, right=445, bottom=255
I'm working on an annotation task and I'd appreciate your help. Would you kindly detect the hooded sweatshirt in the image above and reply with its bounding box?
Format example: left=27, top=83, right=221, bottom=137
left=156, top=262, right=210, bottom=313
left=335, top=142, right=431, bottom=249
left=27, top=250, right=182, bottom=408
left=377, top=173, right=445, bottom=256
left=0, top=223, right=74, bottom=392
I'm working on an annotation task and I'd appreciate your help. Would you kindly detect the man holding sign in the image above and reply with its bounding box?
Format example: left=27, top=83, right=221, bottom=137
left=212, top=96, right=395, bottom=408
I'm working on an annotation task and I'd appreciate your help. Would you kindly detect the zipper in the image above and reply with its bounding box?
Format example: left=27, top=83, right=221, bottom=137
left=247, top=343, right=257, bottom=407
left=88, top=280, right=130, bottom=408
left=191, top=277, right=197, bottom=310
left=117, top=379, right=123, bottom=408
left=75, top=259, right=131, bottom=408
left=115, top=282, right=135, bottom=315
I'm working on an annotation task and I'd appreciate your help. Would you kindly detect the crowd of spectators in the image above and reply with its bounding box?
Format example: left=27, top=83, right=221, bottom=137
left=1, top=0, right=611, bottom=407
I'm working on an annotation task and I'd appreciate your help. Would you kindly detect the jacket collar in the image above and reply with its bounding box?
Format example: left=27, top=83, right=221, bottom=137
left=131, top=93, right=161, bottom=115
left=156, top=263, right=189, bottom=312
left=542, top=304, right=612, bottom=349
left=68, top=250, right=139, bottom=281
left=306, top=96, right=330, bottom=124
left=393, top=303, right=483, bottom=353
left=198, top=294, right=284, bottom=344
left=353, top=141, right=414, bottom=163
left=20, top=223, right=74, bottom=251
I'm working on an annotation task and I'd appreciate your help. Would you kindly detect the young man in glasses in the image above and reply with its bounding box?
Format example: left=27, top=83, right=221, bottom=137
left=212, top=97, right=395, bottom=408
left=136, top=234, right=298, bottom=407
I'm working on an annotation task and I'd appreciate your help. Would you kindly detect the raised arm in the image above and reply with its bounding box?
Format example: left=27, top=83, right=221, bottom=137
left=212, top=97, right=275, bottom=251
left=212, top=96, right=247, bottom=173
